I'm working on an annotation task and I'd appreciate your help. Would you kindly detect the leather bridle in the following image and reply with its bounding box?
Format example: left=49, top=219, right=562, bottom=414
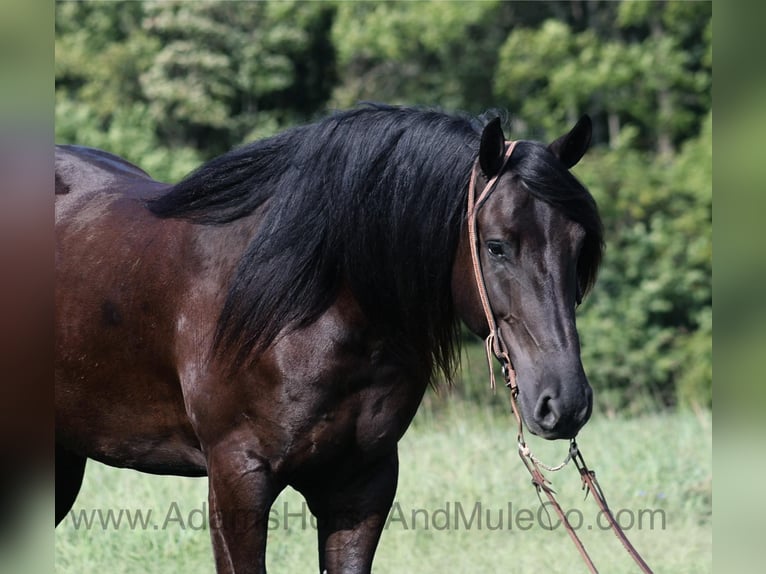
left=466, top=140, right=519, bottom=395
left=466, top=142, right=654, bottom=574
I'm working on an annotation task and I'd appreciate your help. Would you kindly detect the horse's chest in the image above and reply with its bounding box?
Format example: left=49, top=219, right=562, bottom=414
left=278, top=358, right=428, bottom=474
left=244, top=305, right=431, bottom=475
left=353, top=375, right=422, bottom=452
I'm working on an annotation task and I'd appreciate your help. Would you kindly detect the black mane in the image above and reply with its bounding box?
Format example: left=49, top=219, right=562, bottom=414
left=148, top=105, right=602, bottom=382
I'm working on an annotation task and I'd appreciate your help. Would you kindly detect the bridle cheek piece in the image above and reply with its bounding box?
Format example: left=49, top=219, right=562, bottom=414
left=466, top=140, right=519, bottom=396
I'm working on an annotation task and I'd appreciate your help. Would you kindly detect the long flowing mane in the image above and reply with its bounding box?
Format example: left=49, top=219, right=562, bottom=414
left=148, top=104, right=602, bottom=382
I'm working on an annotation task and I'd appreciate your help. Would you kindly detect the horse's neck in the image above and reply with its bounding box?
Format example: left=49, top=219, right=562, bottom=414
left=450, top=225, right=489, bottom=339
left=187, top=207, right=268, bottom=289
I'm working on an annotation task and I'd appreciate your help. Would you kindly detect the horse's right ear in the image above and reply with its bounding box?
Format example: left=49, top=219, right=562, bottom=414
left=479, top=117, right=506, bottom=177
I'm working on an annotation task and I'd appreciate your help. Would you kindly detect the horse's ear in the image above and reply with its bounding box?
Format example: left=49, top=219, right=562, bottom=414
left=479, top=117, right=506, bottom=177
left=548, top=115, right=592, bottom=169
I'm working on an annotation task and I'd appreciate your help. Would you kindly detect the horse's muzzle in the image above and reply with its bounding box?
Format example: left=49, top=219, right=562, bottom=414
left=525, top=382, right=592, bottom=440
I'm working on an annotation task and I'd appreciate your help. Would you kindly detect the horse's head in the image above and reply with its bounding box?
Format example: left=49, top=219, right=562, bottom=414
left=454, top=116, right=602, bottom=440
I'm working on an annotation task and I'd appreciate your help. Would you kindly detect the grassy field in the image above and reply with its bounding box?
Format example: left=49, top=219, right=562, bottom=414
left=55, top=389, right=711, bottom=573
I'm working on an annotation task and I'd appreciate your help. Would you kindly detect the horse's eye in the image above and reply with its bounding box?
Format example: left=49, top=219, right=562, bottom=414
left=487, top=241, right=506, bottom=258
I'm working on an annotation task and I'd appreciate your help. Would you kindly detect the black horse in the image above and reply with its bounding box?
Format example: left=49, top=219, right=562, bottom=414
left=55, top=105, right=602, bottom=573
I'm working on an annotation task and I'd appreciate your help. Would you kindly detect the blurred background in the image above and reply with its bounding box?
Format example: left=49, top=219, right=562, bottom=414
left=54, top=1, right=711, bottom=419
left=49, top=1, right=717, bottom=573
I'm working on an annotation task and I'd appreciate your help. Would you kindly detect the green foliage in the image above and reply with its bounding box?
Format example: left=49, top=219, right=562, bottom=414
left=54, top=0, right=711, bottom=414
left=495, top=1, right=711, bottom=151
left=55, top=94, right=200, bottom=182
left=55, top=0, right=336, bottom=162
left=330, top=0, right=505, bottom=112
left=138, top=1, right=336, bottom=154
left=574, top=112, right=712, bottom=414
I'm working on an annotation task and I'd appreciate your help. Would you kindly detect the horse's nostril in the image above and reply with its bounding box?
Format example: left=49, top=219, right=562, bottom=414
left=534, top=393, right=560, bottom=430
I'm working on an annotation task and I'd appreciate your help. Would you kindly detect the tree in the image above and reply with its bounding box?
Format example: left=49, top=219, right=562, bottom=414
left=574, top=112, right=712, bottom=413
left=494, top=1, right=711, bottom=152
left=55, top=0, right=337, bottom=179
left=330, top=0, right=509, bottom=113
left=140, top=1, right=337, bottom=155
left=55, top=1, right=200, bottom=181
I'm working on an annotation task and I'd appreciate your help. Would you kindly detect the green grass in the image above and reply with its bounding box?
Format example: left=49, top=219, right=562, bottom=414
left=55, top=395, right=711, bottom=573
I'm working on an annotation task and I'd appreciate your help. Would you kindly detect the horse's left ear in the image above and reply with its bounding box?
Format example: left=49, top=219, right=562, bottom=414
left=548, top=115, right=592, bottom=169
left=479, top=117, right=506, bottom=177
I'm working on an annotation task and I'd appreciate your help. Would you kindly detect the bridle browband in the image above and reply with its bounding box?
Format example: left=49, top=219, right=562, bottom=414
left=466, top=141, right=654, bottom=574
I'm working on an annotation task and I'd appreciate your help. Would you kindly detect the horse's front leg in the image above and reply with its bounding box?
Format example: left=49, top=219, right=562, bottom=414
left=302, top=450, right=399, bottom=574
left=206, top=434, right=283, bottom=574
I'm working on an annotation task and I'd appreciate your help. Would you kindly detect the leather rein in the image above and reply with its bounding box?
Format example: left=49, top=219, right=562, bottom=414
left=466, top=142, right=654, bottom=574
